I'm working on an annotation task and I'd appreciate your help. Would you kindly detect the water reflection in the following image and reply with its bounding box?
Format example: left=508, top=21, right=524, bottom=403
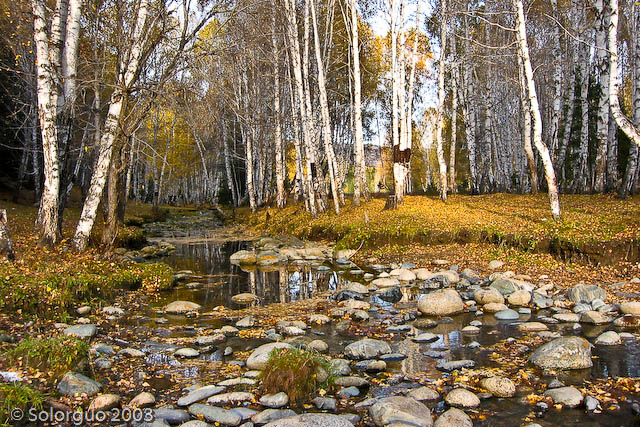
left=159, top=239, right=348, bottom=310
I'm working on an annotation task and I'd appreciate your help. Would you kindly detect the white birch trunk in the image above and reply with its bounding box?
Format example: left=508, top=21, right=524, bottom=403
left=272, top=9, right=286, bottom=209
left=514, top=0, right=561, bottom=219
left=310, top=0, right=340, bottom=214
left=609, top=0, right=640, bottom=147
left=32, top=0, right=61, bottom=246
left=519, top=56, right=538, bottom=193
left=284, top=0, right=318, bottom=216
left=73, top=0, right=149, bottom=251
left=435, top=0, right=448, bottom=201
left=448, top=37, right=458, bottom=194
left=594, top=0, right=610, bottom=192
left=620, top=0, right=639, bottom=196
left=350, top=0, right=367, bottom=206
left=550, top=0, right=562, bottom=162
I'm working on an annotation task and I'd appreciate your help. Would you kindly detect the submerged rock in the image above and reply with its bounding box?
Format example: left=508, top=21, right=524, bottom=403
left=344, top=338, right=392, bottom=360
left=529, top=336, right=593, bottom=370
left=543, top=386, right=584, bottom=408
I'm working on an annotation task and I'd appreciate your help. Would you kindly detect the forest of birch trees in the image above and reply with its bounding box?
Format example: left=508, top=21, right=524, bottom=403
left=0, top=0, right=639, bottom=248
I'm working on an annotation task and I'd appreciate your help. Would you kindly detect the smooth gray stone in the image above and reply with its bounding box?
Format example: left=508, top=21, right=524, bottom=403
left=178, top=386, right=225, bottom=407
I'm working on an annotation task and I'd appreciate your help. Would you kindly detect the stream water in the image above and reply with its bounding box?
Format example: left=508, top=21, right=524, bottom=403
left=129, top=220, right=639, bottom=426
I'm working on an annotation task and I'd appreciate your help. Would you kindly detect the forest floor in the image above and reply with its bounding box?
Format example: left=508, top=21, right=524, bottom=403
left=0, top=196, right=180, bottom=319
left=239, top=193, right=640, bottom=294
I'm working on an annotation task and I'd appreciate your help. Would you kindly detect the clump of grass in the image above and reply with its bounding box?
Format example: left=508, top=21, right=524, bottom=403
left=260, top=347, right=333, bottom=403
left=0, top=383, right=44, bottom=426
left=4, top=336, right=89, bottom=380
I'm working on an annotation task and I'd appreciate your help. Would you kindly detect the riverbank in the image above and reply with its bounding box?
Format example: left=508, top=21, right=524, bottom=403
left=239, top=193, right=640, bottom=266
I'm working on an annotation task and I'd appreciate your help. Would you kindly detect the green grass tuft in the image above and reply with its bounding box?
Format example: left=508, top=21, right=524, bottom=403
left=260, top=347, right=334, bottom=403
left=0, top=383, right=44, bottom=427
left=4, top=336, right=89, bottom=380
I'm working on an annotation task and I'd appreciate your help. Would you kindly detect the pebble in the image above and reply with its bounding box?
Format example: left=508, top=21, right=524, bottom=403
left=259, top=392, right=289, bottom=408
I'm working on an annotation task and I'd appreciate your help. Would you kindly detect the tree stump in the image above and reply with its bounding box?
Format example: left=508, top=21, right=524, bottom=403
left=0, top=209, right=15, bottom=261
left=384, top=195, right=397, bottom=210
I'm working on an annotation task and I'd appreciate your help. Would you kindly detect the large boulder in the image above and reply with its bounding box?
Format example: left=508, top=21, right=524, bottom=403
left=529, top=337, right=593, bottom=370
left=246, top=343, right=293, bottom=370
left=418, top=290, right=464, bottom=316
left=165, top=301, right=201, bottom=314
left=344, top=338, right=391, bottom=360
left=567, top=285, right=606, bottom=304
left=263, top=413, right=354, bottom=427
left=369, top=396, right=433, bottom=427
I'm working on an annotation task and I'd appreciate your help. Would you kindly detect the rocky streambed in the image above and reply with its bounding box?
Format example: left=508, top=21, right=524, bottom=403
left=8, top=215, right=640, bottom=427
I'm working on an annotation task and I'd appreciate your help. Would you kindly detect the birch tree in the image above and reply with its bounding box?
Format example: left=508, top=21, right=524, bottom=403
left=350, top=0, right=367, bottom=206
left=31, top=0, right=82, bottom=245
left=608, top=0, right=640, bottom=148
left=513, top=0, right=561, bottom=219
left=435, top=0, right=448, bottom=201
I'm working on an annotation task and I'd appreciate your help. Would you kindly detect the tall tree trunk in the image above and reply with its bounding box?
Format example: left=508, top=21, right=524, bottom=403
left=619, top=0, right=640, bottom=197
left=32, top=0, right=63, bottom=246
left=594, top=0, right=611, bottom=192
left=449, top=44, right=458, bottom=194
left=462, top=13, right=478, bottom=194
left=350, top=0, right=367, bottom=206
left=519, top=56, right=538, bottom=193
left=514, top=0, right=561, bottom=219
left=272, top=8, right=286, bottom=209
left=310, top=0, right=340, bottom=214
left=73, top=0, right=149, bottom=251
left=573, top=25, right=592, bottom=193
left=549, top=0, right=562, bottom=164
left=435, top=0, right=448, bottom=201
left=609, top=0, right=640, bottom=147
left=391, top=0, right=401, bottom=203
left=284, top=0, right=318, bottom=216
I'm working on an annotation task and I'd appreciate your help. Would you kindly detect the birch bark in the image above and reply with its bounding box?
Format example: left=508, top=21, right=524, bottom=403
left=609, top=0, right=640, bottom=147
left=514, top=0, right=561, bottom=219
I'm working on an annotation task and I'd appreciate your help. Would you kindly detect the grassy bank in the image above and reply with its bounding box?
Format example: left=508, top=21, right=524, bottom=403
left=239, top=193, right=640, bottom=265
left=0, top=197, right=176, bottom=319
